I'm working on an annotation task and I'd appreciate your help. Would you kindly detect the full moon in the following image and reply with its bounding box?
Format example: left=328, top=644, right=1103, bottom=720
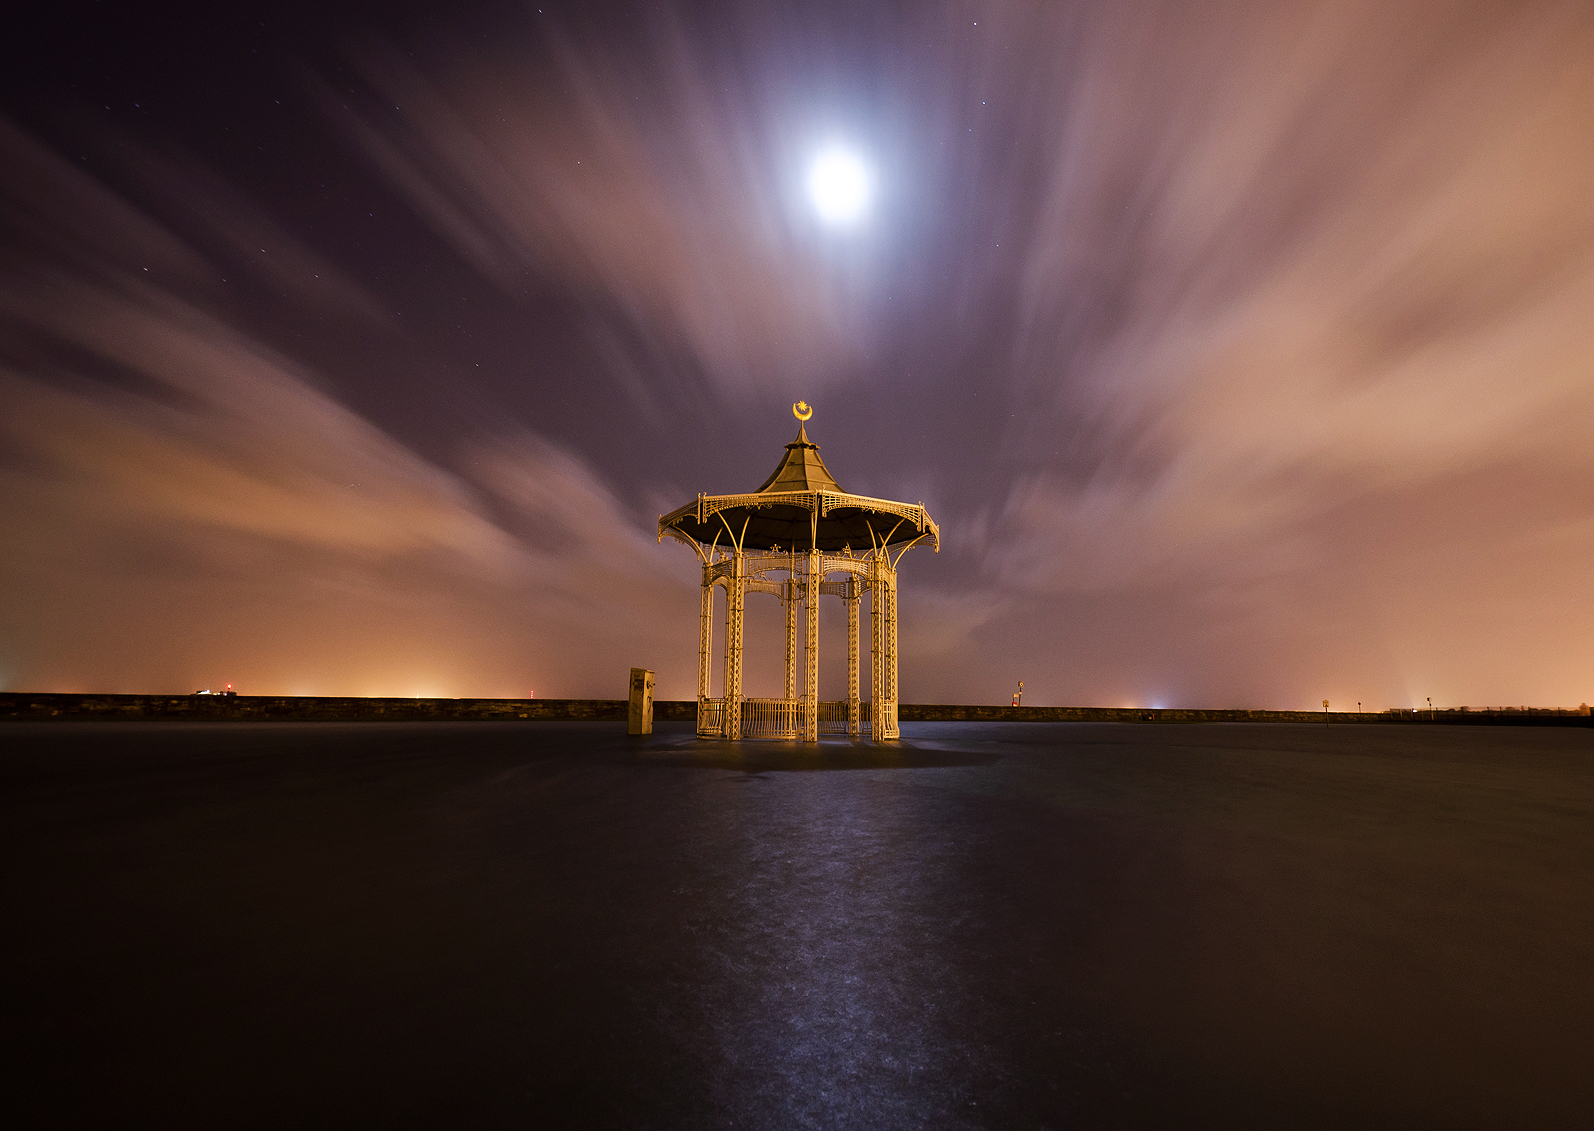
left=807, top=148, right=871, bottom=225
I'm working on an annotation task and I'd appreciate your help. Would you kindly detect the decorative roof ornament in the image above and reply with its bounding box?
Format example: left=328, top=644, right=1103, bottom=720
left=658, top=407, right=938, bottom=553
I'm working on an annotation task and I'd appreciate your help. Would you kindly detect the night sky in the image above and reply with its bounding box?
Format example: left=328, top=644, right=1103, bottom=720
left=4, top=1, right=1592, bottom=709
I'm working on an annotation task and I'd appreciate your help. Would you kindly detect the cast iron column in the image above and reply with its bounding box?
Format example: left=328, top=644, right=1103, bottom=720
left=870, top=555, right=885, bottom=741
left=785, top=572, right=798, bottom=735
left=883, top=562, right=899, bottom=738
left=724, top=550, right=745, bottom=739
left=698, top=564, right=714, bottom=731
left=846, top=572, right=860, bottom=736
left=805, top=547, right=821, bottom=741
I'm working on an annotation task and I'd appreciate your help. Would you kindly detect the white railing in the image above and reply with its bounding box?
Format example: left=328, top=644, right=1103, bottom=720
left=816, top=700, right=868, bottom=734
left=699, top=698, right=881, bottom=738
left=740, top=698, right=801, bottom=738
left=698, top=697, right=725, bottom=737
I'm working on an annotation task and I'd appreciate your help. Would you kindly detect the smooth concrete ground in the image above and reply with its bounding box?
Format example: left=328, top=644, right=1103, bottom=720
left=2, top=720, right=1591, bottom=1128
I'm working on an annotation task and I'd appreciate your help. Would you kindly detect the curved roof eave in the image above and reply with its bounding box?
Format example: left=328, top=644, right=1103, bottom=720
left=658, top=489, right=940, bottom=554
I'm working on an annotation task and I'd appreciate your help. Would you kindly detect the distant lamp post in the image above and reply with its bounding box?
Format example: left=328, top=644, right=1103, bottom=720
left=1427, top=696, right=1434, bottom=721
left=1012, top=680, right=1024, bottom=708
left=1323, top=699, right=1329, bottom=730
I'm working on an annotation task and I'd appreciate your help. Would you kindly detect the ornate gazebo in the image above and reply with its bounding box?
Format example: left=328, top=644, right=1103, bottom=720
left=658, top=403, right=940, bottom=741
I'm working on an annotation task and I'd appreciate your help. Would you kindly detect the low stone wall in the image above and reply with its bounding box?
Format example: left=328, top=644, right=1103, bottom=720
left=0, top=692, right=673, bottom=722
left=1, top=693, right=1587, bottom=726
left=900, top=704, right=1591, bottom=726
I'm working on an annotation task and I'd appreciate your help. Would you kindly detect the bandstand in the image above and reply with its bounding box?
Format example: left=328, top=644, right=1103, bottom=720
left=658, top=403, right=940, bottom=741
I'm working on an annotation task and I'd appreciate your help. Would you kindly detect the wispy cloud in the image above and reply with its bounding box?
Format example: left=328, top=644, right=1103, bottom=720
left=6, top=1, right=1594, bottom=708
left=331, top=18, right=874, bottom=404
left=0, top=116, right=692, bottom=697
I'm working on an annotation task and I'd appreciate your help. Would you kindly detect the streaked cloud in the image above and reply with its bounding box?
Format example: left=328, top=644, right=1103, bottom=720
left=5, top=1, right=1594, bottom=708
left=0, top=116, right=692, bottom=697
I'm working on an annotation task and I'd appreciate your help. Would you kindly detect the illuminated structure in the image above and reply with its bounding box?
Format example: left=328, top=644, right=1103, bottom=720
left=659, top=403, right=940, bottom=741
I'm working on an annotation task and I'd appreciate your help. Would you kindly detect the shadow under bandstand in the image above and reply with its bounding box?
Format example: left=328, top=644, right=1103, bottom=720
left=658, top=403, right=941, bottom=742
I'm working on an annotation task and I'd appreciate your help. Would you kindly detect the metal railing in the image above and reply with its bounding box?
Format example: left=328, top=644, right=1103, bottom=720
left=816, top=699, right=870, bottom=734
left=699, top=697, right=882, bottom=738
left=698, top=697, right=725, bottom=737
left=739, top=698, right=801, bottom=738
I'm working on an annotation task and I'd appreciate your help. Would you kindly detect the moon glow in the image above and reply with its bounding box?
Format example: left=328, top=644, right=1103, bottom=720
left=807, top=148, right=871, bottom=225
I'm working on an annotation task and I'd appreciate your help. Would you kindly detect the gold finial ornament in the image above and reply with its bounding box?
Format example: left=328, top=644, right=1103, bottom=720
left=793, top=400, right=813, bottom=422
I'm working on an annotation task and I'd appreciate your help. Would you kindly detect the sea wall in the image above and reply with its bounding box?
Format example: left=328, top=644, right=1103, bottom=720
left=901, top=704, right=1591, bottom=726
left=2, top=693, right=1588, bottom=726
left=0, top=692, right=682, bottom=722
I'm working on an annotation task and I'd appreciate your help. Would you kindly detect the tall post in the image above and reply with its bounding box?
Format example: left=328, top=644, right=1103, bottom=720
left=783, top=573, right=799, bottom=737
left=704, top=567, right=717, bottom=707
left=724, top=550, right=745, bottom=739
left=785, top=577, right=798, bottom=702
left=805, top=547, right=821, bottom=741
left=870, top=554, right=885, bottom=742
left=846, top=573, right=860, bottom=736
left=884, top=562, right=899, bottom=738
left=784, top=570, right=803, bottom=739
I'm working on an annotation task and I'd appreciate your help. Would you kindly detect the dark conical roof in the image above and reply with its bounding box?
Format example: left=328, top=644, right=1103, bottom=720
left=750, top=423, right=844, bottom=494
left=658, top=415, right=939, bottom=553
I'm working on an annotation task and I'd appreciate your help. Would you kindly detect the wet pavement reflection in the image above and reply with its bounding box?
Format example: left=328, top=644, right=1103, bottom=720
left=3, top=720, right=1591, bottom=1127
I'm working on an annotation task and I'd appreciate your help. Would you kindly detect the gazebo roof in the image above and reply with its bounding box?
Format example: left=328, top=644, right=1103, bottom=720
left=658, top=419, right=939, bottom=553
left=751, top=423, right=842, bottom=494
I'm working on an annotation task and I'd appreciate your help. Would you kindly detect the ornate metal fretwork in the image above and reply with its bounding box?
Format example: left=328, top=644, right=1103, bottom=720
left=723, top=552, right=745, bottom=739
left=784, top=575, right=798, bottom=706
left=804, top=547, right=821, bottom=740
left=669, top=490, right=933, bottom=533
left=698, top=564, right=713, bottom=713
left=846, top=574, right=860, bottom=736
left=663, top=409, right=937, bottom=743
left=870, top=554, right=886, bottom=741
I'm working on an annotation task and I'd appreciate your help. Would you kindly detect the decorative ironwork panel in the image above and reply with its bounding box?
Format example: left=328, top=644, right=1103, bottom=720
left=784, top=577, right=797, bottom=702
left=698, top=698, right=725, bottom=737
left=740, top=697, right=801, bottom=739
left=804, top=547, right=821, bottom=741
left=817, top=700, right=854, bottom=734
left=698, top=572, right=713, bottom=704
left=724, top=552, right=745, bottom=739
left=870, top=557, right=885, bottom=742
left=878, top=701, right=899, bottom=739
left=847, top=577, right=860, bottom=736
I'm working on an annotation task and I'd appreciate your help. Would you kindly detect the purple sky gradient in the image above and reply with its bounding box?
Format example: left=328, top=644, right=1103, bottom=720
left=3, top=0, right=1593, bottom=709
